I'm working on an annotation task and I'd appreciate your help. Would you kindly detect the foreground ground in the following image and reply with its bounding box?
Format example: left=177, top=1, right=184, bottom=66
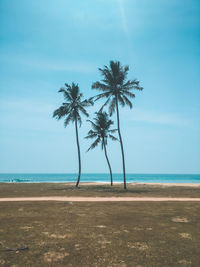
left=0, top=183, right=200, bottom=266
left=0, top=182, right=200, bottom=198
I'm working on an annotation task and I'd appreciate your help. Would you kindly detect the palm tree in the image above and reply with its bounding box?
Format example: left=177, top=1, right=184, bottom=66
left=92, top=61, right=143, bottom=189
left=53, top=82, right=93, bottom=187
left=85, top=112, right=118, bottom=186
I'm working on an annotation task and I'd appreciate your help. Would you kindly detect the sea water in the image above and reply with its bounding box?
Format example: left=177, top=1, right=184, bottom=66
left=0, top=173, right=199, bottom=183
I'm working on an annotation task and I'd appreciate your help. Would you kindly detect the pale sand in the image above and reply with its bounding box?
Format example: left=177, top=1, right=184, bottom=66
left=65, top=182, right=200, bottom=187
left=5, top=182, right=200, bottom=187
left=0, top=197, right=200, bottom=202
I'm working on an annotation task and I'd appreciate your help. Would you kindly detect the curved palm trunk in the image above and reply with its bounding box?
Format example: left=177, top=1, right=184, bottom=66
left=116, top=98, right=127, bottom=189
left=75, top=119, right=81, bottom=187
left=103, top=138, right=113, bottom=186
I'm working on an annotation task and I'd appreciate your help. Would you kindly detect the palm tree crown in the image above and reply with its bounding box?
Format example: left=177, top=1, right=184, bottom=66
left=85, top=112, right=117, bottom=186
left=92, top=60, right=143, bottom=189
left=53, top=82, right=92, bottom=125
left=85, top=112, right=118, bottom=151
left=53, top=82, right=93, bottom=187
left=92, top=60, right=143, bottom=114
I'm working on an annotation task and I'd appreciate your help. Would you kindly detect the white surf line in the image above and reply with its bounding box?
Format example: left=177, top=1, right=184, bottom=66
left=0, top=197, right=200, bottom=202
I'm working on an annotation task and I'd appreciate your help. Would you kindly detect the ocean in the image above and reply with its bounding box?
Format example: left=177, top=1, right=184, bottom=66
left=0, top=173, right=200, bottom=183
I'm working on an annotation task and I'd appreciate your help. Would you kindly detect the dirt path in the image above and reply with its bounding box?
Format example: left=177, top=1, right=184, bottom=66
left=0, top=197, right=200, bottom=202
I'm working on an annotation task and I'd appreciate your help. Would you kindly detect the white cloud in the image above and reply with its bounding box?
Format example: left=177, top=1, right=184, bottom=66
left=121, top=108, right=194, bottom=127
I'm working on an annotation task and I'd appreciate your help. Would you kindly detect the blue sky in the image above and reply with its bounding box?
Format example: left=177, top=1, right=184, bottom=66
left=0, top=0, right=200, bottom=173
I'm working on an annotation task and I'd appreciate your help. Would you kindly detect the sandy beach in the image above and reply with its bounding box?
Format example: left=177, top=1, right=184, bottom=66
left=75, top=182, right=200, bottom=187
left=1, top=196, right=200, bottom=202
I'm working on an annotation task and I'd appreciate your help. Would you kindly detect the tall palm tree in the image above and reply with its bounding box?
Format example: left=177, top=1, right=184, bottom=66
left=92, top=61, right=143, bottom=189
left=53, top=82, right=93, bottom=187
left=85, top=112, right=118, bottom=186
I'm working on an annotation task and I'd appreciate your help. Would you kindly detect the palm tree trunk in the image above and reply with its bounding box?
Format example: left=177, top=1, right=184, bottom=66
left=116, top=98, right=127, bottom=189
left=103, top=138, right=113, bottom=186
left=75, top=119, right=81, bottom=187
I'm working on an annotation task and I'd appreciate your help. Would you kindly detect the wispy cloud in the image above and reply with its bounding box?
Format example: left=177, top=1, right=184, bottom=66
left=24, top=58, right=96, bottom=73
left=118, top=0, right=129, bottom=36
left=1, top=53, right=96, bottom=74
left=0, top=98, right=68, bottom=135
left=121, top=108, right=195, bottom=127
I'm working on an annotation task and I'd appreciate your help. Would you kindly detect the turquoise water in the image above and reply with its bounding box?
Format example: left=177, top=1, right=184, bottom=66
left=0, top=173, right=200, bottom=183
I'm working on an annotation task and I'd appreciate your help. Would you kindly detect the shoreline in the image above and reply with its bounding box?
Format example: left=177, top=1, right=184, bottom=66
left=1, top=182, right=200, bottom=187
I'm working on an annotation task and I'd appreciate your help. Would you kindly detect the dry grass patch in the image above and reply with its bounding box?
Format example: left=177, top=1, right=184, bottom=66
left=128, top=242, right=149, bottom=251
left=20, top=226, right=32, bottom=230
left=42, top=232, right=72, bottom=239
left=171, top=216, right=189, bottom=223
left=179, top=233, right=192, bottom=239
left=96, top=225, right=106, bottom=228
left=43, top=251, right=69, bottom=262
left=133, top=226, right=143, bottom=231
left=178, top=259, right=192, bottom=265
left=18, top=208, right=24, bottom=212
left=97, top=239, right=112, bottom=245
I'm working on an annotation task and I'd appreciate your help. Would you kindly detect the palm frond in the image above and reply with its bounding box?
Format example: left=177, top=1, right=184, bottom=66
left=109, top=128, right=118, bottom=133
left=58, top=88, right=66, bottom=93
left=53, top=105, right=69, bottom=119
left=85, top=133, right=98, bottom=139
left=78, top=105, right=89, bottom=117
left=87, top=129, right=96, bottom=135
left=64, top=113, right=73, bottom=127
left=76, top=113, right=82, bottom=127
left=106, top=119, right=114, bottom=129
left=109, top=134, right=118, bottom=141
left=92, top=92, right=111, bottom=101
left=122, top=95, right=133, bottom=109
left=108, top=97, right=116, bottom=116
left=58, top=87, right=73, bottom=101
left=81, top=98, right=94, bottom=107
left=99, top=66, right=114, bottom=86
left=118, top=95, right=125, bottom=107
left=64, top=83, right=72, bottom=90
left=101, top=139, right=105, bottom=150
left=91, top=81, right=109, bottom=91
left=87, top=137, right=101, bottom=152
left=123, top=79, right=143, bottom=91
left=122, top=90, right=135, bottom=98
left=99, top=96, right=111, bottom=112
left=87, top=120, right=99, bottom=131
left=85, top=132, right=98, bottom=139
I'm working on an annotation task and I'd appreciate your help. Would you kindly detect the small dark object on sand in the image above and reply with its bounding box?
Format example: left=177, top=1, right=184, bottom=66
left=0, top=246, right=29, bottom=252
